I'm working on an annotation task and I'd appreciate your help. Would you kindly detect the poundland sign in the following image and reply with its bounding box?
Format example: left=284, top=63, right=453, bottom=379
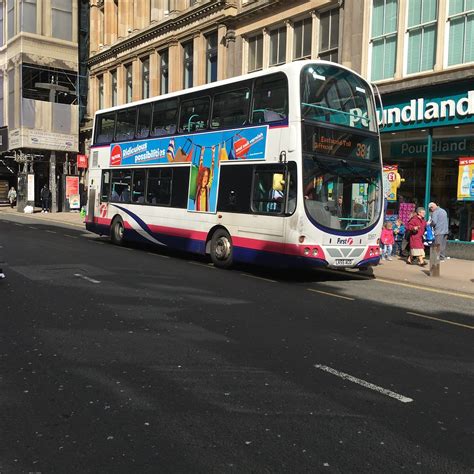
left=378, top=90, right=474, bottom=132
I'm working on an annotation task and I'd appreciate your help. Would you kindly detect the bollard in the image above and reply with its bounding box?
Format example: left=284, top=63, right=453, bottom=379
left=429, top=244, right=440, bottom=277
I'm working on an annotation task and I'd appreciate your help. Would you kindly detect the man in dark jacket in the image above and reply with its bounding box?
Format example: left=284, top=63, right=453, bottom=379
left=428, top=202, right=449, bottom=260
left=41, top=185, right=51, bottom=213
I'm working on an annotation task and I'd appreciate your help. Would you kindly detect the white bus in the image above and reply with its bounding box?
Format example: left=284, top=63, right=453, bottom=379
left=86, top=60, right=383, bottom=269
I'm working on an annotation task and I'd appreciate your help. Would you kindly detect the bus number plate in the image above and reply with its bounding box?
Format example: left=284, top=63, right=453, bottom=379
left=334, top=258, right=353, bottom=266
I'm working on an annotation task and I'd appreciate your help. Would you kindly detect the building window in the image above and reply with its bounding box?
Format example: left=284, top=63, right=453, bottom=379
left=269, top=26, right=287, bottom=66
left=142, top=57, right=150, bottom=99
left=0, top=3, right=4, bottom=47
left=319, top=8, right=339, bottom=62
left=189, top=0, right=198, bottom=6
left=111, top=69, right=117, bottom=106
left=160, top=49, right=169, bottom=95
left=293, top=18, right=312, bottom=60
left=406, top=0, right=437, bottom=74
left=248, top=34, right=263, bottom=72
left=98, top=75, right=104, bottom=109
left=125, top=64, right=133, bottom=103
left=22, top=64, right=77, bottom=104
left=7, top=0, right=15, bottom=40
left=447, top=0, right=474, bottom=66
left=21, top=0, right=36, bottom=34
left=52, top=0, right=73, bottom=41
left=8, top=69, right=14, bottom=127
left=206, top=31, right=218, bottom=83
left=370, top=0, right=398, bottom=81
left=183, top=41, right=193, bottom=89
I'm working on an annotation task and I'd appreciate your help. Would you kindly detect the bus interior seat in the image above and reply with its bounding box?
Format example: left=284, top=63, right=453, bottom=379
left=136, top=128, right=150, bottom=139
left=252, top=109, right=284, bottom=124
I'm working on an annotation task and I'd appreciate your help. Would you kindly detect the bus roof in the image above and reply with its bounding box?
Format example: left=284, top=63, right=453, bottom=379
left=93, top=60, right=372, bottom=117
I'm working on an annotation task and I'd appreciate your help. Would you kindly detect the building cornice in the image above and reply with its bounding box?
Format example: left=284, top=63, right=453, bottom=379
left=88, top=0, right=235, bottom=68
left=377, top=67, right=474, bottom=96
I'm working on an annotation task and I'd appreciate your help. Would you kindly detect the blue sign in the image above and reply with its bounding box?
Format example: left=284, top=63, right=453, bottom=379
left=110, top=126, right=268, bottom=214
left=378, top=90, right=474, bottom=132
left=110, top=126, right=268, bottom=167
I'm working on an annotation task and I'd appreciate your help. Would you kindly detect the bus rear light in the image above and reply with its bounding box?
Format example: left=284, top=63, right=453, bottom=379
left=363, top=245, right=381, bottom=261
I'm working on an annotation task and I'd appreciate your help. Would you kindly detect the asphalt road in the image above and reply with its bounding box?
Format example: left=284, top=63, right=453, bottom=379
left=0, top=213, right=473, bottom=473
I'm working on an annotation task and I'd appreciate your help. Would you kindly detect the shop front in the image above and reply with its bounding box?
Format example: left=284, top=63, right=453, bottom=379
left=380, top=81, right=474, bottom=257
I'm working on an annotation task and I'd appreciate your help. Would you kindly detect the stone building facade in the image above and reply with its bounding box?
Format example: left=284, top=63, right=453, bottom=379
left=86, top=0, right=365, bottom=121
left=0, top=0, right=80, bottom=211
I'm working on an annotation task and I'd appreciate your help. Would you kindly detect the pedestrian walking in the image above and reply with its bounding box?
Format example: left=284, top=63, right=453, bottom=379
left=7, top=186, right=17, bottom=208
left=392, top=218, right=405, bottom=256
left=428, top=202, right=449, bottom=260
left=407, top=207, right=427, bottom=266
left=380, top=221, right=395, bottom=260
left=40, top=185, right=51, bottom=213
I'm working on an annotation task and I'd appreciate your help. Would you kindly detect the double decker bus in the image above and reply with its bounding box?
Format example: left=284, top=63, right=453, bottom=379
left=86, top=60, right=383, bottom=269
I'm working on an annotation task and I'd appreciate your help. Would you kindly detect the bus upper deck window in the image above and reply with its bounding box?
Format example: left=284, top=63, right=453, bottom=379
left=212, top=87, right=250, bottom=129
left=151, top=99, right=178, bottom=137
left=115, top=107, right=137, bottom=142
left=251, top=73, right=288, bottom=124
left=136, top=104, right=152, bottom=139
left=95, top=112, right=115, bottom=145
left=179, top=97, right=210, bottom=132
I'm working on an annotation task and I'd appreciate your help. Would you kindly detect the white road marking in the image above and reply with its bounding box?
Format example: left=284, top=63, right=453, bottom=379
left=375, top=278, right=474, bottom=300
left=188, top=261, right=216, bottom=269
left=45, top=230, right=57, bottom=234
left=14, top=223, right=24, bottom=227
left=28, top=226, right=37, bottom=230
left=321, top=268, right=474, bottom=300
left=314, top=364, right=413, bottom=404
left=308, top=288, right=355, bottom=301
left=64, top=234, right=78, bottom=239
left=147, top=252, right=170, bottom=259
left=406, top=311, right=474, bottom=330
left=241, top=273, right=276, bottom=283
left=74, top=273, right=101, bottom=284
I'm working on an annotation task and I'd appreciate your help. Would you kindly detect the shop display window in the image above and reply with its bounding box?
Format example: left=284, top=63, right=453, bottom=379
left=381, top=126, right=474, bottom=242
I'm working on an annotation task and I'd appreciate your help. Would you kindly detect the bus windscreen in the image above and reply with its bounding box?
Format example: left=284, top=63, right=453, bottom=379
left=300, top=64, right=377, bottom=132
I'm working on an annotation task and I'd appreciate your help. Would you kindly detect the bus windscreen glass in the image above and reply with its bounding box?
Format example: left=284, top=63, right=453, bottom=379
left=300, top=64, right=376, bottom=132
left=303, top=156, right=382, bottom=232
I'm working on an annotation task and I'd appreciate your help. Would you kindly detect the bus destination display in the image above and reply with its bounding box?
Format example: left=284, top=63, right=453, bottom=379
left=303, top=125, right=377, bottom=161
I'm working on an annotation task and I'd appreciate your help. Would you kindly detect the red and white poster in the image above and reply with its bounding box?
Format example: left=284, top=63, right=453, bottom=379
left=77, top=154, right=88, bottom=169
left=66, top=176, right=80, bottom=210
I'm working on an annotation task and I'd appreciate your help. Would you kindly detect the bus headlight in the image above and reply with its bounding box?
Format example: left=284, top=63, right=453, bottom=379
left=304, top=247, right=310, bottom=256
left=312, top=248, right=319, bottom=256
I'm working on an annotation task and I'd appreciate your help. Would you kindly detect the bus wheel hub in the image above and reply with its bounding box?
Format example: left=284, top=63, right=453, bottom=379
left=215, top=237, right=231, bottom=260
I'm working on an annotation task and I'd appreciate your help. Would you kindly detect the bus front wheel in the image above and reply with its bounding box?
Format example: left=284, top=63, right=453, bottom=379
left=111, top=217, right=125, bottom=246
left=210, top=229, right=233, bottom=269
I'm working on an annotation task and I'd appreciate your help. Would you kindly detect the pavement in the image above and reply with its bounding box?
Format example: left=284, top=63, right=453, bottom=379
left=1, top=205, right=473, bottom=296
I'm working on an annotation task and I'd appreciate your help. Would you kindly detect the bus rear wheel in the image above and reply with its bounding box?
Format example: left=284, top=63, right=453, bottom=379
left=210, top=229, right=233, bottom=268
left=111, top=217, right=125, bottom=246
